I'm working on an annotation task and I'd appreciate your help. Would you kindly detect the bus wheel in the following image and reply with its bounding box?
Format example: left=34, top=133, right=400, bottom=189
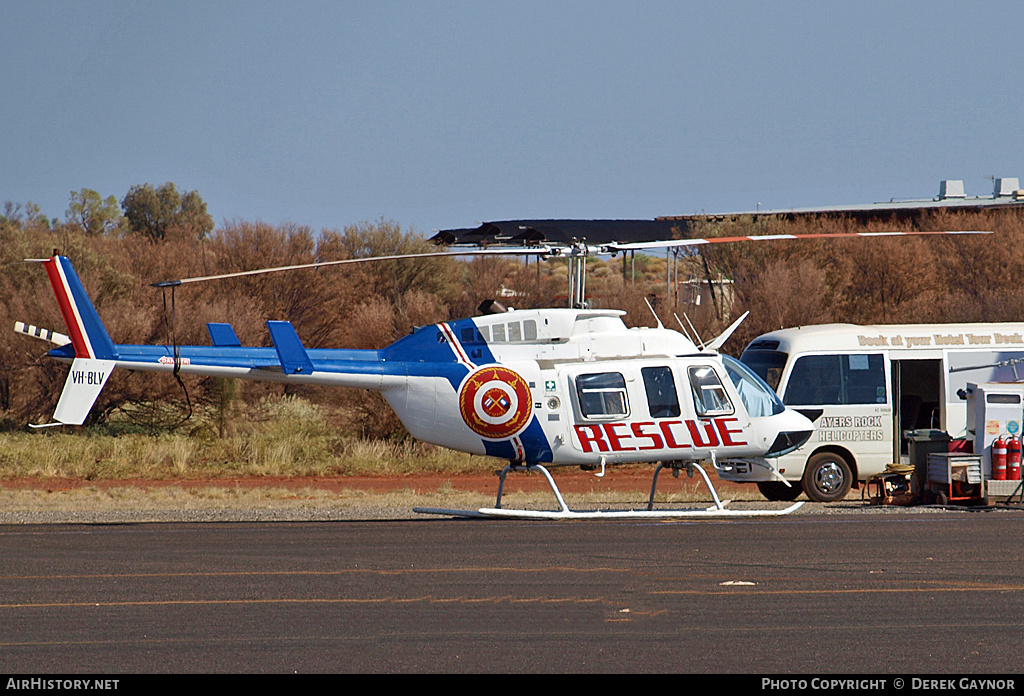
left=802, top=453, right=853, bottom=502
left=757, top=481, right=802, bottom=502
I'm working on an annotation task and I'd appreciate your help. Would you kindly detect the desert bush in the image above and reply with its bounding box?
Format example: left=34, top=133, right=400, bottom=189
left=2, top=187, right=1023, bottom=445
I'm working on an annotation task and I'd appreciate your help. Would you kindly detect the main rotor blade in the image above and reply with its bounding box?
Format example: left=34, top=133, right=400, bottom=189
left=151, top=229, right=993, bottom=286
left=601, top=229, right=993, bottom=253
left=152, top=246, right=556, bottom=287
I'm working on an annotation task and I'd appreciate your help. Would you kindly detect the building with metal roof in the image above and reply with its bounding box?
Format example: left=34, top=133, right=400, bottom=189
left=433, top=178, right=1024, bottom=247
left=658, top=177, right=1024, bottom=225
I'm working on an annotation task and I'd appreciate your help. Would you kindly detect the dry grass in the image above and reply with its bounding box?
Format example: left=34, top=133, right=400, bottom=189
left=0, top=394, right=493, bottom=481
left=0, top=430, right=490, bottom=480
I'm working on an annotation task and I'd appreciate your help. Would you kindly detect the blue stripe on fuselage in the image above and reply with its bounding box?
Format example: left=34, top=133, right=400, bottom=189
left=53, top=316, right=554, bottom=462
left=483, top=419, right=554, bottom=463
left=383, top=318, right=498, bottom=390
left=48, top=318, right=495, bottom=378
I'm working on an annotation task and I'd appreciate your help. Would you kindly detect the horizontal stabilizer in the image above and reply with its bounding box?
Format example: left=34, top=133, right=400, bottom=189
left=207, top=322, right=241, bottom=347
left=31, top=357, right=116, bottom=427
left=266, top=321, right=314, bottom=375
left=15, top=321, right=71, bottom=346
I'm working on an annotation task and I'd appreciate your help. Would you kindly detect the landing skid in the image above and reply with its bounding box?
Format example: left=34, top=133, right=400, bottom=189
left=414, top=461, right=804, bottom=520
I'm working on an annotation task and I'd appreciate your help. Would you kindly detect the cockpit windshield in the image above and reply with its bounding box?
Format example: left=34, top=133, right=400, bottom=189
left=723, top=355, right=785, bottom=417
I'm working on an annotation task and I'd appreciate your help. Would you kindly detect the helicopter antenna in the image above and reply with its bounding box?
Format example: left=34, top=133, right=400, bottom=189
left=673, top=313, right=698, bottom=345
left=681, top=312, right=705, bottom=349
left=643, top=297, right=664, bottom=329
left=703, top=311, right=750, bottom=352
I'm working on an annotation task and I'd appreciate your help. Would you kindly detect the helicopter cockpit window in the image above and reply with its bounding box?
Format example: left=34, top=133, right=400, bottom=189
left=722, top=355, right=784, bottom=417
left=641, top=366, right=680, bottom=418
left=688, top=365, right=734, bottom=417
left=575, top=372, right=629, bottom=419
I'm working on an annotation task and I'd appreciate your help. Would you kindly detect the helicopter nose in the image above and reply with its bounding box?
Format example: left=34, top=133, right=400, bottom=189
left=763, top=409, right=815, bottom=457
left=765, top=429, right=813, bottom=457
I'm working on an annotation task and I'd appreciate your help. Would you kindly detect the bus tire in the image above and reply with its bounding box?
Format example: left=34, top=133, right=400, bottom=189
left=802, top=452, right=853, bottom=502
left=757, top=481, right=802, bottom=502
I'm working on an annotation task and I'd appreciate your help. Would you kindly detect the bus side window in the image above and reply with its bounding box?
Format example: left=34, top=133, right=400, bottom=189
left=784, top=354, right=885, bottom=406
left=845, top=354, right=886, bottom=404
left=785, top=355, right=841, bottom=405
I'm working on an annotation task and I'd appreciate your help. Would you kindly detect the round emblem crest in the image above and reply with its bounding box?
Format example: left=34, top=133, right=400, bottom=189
left=458, top=366, right=533, bottom=439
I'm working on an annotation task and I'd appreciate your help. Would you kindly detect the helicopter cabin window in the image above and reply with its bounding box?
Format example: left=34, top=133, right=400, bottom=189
left=641, top=366, right=680, bottom=418
left=575, top=372, right=629, bottom=419
left=522, top=320, right=537, bottom=341
left=474, top=320, right=537, bottom=344
left=688, top=366, right=734, bottom=417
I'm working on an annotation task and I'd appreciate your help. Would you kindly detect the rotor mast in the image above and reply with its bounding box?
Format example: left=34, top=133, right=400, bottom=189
left=566, top=240, right=589, bottom=309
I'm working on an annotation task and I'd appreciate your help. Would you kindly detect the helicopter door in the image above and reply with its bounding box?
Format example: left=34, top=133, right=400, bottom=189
left=686, top=362, right=752, bottom=449
left=564, top=367, right=633, bottom=457
left=686, top=364, right=735, bottom=419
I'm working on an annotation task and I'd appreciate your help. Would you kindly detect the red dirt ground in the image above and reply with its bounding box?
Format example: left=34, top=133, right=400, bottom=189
left=0, top=468, right=752, bottom=496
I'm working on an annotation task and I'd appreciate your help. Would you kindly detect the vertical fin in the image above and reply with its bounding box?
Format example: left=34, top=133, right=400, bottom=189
left=31, top=358, right=116, bottom=427
left=42, top=256, right=118, bottom=360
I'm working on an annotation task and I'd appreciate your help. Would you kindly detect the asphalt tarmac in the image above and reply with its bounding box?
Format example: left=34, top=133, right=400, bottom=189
left=1, top=511, right=1022, bottom=674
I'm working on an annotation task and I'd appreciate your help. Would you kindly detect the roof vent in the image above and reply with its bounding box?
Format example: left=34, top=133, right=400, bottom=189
left=938, top=180, right=966, bottom=199
left=994, top=177, right=1020, bottom=197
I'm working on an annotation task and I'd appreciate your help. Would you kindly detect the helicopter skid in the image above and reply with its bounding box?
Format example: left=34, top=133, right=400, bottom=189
left=414, top=503, right=804, bottom=520
left=414, top=462, right=804, bottom=520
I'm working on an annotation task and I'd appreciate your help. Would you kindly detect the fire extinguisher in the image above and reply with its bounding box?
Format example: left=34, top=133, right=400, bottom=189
left=992, top=435, right=1008, bottom=481
left=1009, top=435, right=1022, bottom=481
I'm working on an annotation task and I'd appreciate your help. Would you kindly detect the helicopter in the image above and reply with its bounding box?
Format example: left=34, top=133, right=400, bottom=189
left=20, top=228, right=990, bottom=519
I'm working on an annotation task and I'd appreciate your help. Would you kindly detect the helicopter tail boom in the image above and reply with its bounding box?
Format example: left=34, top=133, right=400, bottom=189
left=30, top=255, right=405, bottom=426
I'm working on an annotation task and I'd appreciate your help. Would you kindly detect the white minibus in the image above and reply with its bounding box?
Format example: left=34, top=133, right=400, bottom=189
left=725, top=322, right=1024, bottom=501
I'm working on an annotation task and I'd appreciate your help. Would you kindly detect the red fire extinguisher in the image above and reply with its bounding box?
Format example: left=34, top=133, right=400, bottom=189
left=992, top=435, right=1008, bottom=481
left=1009, top=435, right=1022, bottom=481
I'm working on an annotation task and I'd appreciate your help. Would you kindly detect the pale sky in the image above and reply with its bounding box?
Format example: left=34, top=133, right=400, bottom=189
left=3, top=1, right=1022, bottom=235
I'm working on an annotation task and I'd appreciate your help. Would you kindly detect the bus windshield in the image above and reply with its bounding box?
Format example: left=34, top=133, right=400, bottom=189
left=723, top=355, right=785, bottom=417
left=739, top=350, right=788, bottom=392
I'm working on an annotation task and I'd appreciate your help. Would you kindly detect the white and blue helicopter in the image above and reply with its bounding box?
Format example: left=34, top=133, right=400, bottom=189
left=19, top=228, right=989, bottom=519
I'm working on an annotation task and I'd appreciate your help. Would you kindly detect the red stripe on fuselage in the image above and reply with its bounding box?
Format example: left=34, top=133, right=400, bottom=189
left=44, top=259, right=91, bottom=358
left=439, top=323, right=475, bottom=368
